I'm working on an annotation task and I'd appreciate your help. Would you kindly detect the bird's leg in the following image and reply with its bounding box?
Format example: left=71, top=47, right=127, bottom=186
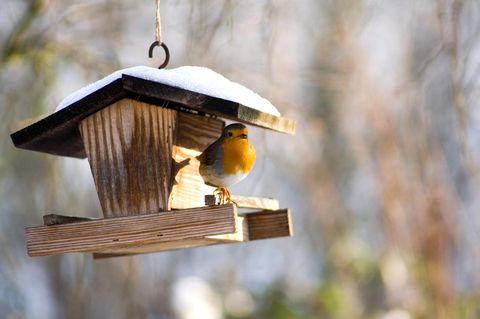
left=221, top=188, right=229, bottom=204
left=222, top=188, right=238, bottom=206
left=224, top=188, right=231, bottom=203
left=213, top=187, right=223, bottom=204
left=212, top=187, right=237, bottom=205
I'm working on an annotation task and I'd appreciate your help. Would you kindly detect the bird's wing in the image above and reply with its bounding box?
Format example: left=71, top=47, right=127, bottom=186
left=200, top=139, right=221, bottom=166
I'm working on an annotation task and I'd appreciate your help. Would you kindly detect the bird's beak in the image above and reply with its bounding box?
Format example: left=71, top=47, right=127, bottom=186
left=239, top=133, right=248, bottom=139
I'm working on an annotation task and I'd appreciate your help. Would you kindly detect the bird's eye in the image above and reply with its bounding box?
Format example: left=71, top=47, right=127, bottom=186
left=228, top=132, right=233, bottom=137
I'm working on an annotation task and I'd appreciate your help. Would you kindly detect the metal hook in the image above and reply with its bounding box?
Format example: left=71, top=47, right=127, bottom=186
left=148, top=41, right=170, bottom=69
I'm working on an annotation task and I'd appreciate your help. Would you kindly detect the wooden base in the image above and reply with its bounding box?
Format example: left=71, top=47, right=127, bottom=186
left=26, top=200, right=292, bottom=258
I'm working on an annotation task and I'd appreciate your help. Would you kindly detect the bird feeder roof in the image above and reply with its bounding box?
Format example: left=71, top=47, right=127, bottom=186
left=11, top=66, right=296, bottom=158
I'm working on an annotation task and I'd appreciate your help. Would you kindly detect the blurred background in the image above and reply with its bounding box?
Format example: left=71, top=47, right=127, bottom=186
left=1, top=0, right=480, bottom=318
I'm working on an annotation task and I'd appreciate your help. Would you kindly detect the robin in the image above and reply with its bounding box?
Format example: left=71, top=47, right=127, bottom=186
left=198, top=123, right=256, bottom=204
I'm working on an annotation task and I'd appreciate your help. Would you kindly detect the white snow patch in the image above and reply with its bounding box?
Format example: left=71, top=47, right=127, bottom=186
left=55, top=65, right=281, bottom=116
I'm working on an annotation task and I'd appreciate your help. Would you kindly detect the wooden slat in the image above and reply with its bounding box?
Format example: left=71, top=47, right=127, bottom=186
left=29, top=206, right=292, bottom=258
left=94, top=216, right=249, bottom=259
left=204, top=195, right=280, bottom=210
left=26, top=205, right=236, bottom=257
left=232, top=196, right=279, bottom=210
left=93, top=209, right=292, bottom=258
left=176, top=112, right=224, bottom=151
left=79, top=99, right=177, bottom=217
left=122, top=75, right=296, bottom=135
left=245, top=209, right=292, bottom=240
left=207, top=216, right=248, bottom=241
left=43, top=213, right=248, bottom=240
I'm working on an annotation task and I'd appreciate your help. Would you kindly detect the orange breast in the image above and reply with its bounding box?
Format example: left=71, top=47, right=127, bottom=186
left=221, top=139, right=256, bottom=175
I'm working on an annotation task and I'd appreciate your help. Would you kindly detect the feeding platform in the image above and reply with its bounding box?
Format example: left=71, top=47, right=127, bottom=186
left=11, top=66, right=296, bottom=258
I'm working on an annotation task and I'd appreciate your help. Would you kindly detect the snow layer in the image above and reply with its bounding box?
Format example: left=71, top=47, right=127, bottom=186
left=55, top=66, right=280, bottom=116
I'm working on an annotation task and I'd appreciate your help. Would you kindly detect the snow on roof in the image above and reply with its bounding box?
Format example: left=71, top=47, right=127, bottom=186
left=55, top=65, right=281, bottom=116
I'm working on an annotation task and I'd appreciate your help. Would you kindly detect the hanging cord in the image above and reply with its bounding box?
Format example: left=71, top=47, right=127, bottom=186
left=155, top=0, right=162, bottom=44
left=149, top=0, right=170, bottom=69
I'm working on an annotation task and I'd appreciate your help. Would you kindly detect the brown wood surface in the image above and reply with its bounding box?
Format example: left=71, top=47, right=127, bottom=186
left=246, top=209, right=292, bottom=240
left=93, top=209, right=292, bottom=258
left=26, top=204, right=237, bottom=257
left=207, top=216, right=248, bottom=242
left=94, top=216, right=249, bottom=259
left=176, top=112, right=224, bottom=151
left=28, top=206, right=291, bottom=258
left=79, top=99, right=177, bottom=217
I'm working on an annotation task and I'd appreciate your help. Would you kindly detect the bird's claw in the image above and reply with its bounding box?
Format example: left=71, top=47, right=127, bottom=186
left=213, top=187, right=237, bottom=206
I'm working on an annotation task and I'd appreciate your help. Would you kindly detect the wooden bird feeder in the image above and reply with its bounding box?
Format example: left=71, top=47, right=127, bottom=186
left=10, top=66, right=296, bottom=258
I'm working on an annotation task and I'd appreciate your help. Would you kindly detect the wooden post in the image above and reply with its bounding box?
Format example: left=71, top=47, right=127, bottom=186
left=79, top=99, right=177, bottom=217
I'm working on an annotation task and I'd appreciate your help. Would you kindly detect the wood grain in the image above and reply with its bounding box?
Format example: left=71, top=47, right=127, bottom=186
left=170, top=112, right=224, bottom=209
left=26, top=204, right=237, bottom=257
left=245, top=209, right=292, bottom=240
left=170, top=147, right=215, bottom=209
left=204, top=195, right=280, bottom=210
left=176, top=112, right=224, bottom=151
left=231, top=196, right=279, bottom=210
left=94, top=216, right=248, bottom=259
left=29, top=207, right=292, bottom=258
left=79, top=99, right=177, bottom=217
left=207, top=216, right=248, bottom=242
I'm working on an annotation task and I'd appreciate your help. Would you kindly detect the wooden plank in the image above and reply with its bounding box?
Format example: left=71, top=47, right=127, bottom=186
left=94, top=216, right=249, bottom=259
left=93, top=209, right=292, bottom=258
left=176, top=112, right=224, bottom=151
left=232, top=196, right=279, bottom=210
left=79, top=99, right=177, bottom=217
left=207, top=216, right=248, bottom=241
left=122, top=75, right=296, bottom=135
left=237, top=106, right=296, bottom=136
left=245, top=209, right=292, bottom=240
left=36, top=207, right=292, bottom=258
left=26, top=204, right=236, bottom=257
left=204, top=195, right=280, bottom=210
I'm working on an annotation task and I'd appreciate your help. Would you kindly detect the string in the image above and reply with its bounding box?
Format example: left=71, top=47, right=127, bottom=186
left=155, top=0, right=162, bottom=44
